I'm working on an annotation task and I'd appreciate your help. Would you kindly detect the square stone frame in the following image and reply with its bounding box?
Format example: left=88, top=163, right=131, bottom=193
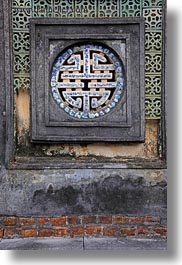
left=31, top=18, right=145, bottom=143
left=2, top=0, right=167, bottom=170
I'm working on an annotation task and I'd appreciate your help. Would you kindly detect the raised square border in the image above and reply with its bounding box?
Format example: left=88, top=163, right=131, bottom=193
left=30, top=17, right=145, bottom=143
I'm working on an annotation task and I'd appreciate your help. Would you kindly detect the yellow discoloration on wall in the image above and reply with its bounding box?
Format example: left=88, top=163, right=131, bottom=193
left=42, top=121, right=158, bottom=158
left=16, top=89, right=30, bottom=141
left=16, top=91, right=158, bottom=158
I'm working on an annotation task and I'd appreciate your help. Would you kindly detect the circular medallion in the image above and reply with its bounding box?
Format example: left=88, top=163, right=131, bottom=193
left=51, top=43, right=124, bottom=119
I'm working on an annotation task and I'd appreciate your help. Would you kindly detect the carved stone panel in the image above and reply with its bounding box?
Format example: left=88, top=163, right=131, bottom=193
left=31, top=18, right=144, bottom=142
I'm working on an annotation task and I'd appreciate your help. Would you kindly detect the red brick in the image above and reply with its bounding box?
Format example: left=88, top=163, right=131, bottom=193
left=21, top=229, right=37, bottom=238
left=113, top=216, right=129, bottom=224
left=103, top=227, right=118, bottom=236
left=38, top=228, right=53, bottom=237
left=0, top=229, right=3, bottom=238
left=50, top=216, right=66, bottom=226
left=37, top=218, right=50, bottom=223
left=19, top=217, right=36, bottom=227
left=82, top=215, right=97, bottom=224
left=98, top=216, right=112, bottom=224
left=85, top=226, right=102, bottom=236
left=67, top=216, right=81, bottom=225
left=120, top=227, right=136, bottom=236
left=137, top=226, right=152, bottom=235
left=4, top=228, right=20, bottom=238
left=3, top=217, right=17, bottom=226
left=144, top=216, right=160, bottom=223
left=52, top=228, right=68, bottom=237
left=70, top=227, right=84, bottom=237
left=130, top=217, right=145, bottom=224
left=153, top=226, right=167, bottom=235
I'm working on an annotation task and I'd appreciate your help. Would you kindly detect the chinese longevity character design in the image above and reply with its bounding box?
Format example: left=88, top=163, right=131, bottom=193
left=51, top=43, right=124, bottom=119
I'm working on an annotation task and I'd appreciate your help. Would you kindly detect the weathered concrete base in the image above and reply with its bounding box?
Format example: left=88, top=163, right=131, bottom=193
left=0, top=168, right=167, bottom=219
left=0, top=237, right=167, bottom=250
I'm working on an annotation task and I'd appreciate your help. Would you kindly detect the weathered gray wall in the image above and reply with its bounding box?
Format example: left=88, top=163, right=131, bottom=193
left=0, top=167, right=167, bottom=223
left=0, top=0, right=5, bottom=165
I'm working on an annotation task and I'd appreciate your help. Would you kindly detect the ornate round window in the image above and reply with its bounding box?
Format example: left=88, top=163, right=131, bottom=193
left=51, top=43, right=124, bottom=119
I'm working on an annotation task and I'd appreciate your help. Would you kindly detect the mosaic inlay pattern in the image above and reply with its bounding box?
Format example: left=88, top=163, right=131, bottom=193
left=12, top=0, right=164, bottom=119
left=51, top=44, right=124, bottom=119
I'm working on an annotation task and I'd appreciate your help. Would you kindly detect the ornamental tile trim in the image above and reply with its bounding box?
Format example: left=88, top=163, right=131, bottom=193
left=145, top=74, right=161, bottom=96
left=14, top=76, right=30, bottom=91
left=98, top=0, right=119, bottom=18
left=14, top=54, right=30, bottom=74
left=143, top=8, right=162, bottom=29
left=143, top=0, right=163, bottom=8
left=120, top=0, right=142, bottom=17
left=145, top=97, right=161, bottom=119
left=145, top=53, right=162, bottom=74
left=12, top=0, right=32, bottom=8
left=75, top=0, right=98, bottom=18
left=53, top=0, right=75, bottom=18
left=12, top=8, right=31, bottom=30
left=145, top=30, right=162, bottom=52
left=13, top=32, right=30, bottom=54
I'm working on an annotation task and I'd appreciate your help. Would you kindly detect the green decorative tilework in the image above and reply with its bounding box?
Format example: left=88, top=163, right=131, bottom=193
left=145, top=97, right=161, bottom=119
left=14, top=54, right=30, bottom=74
left=143, top=0, right=163, bottom=8
left=54, top=0, right=74, bottom=18
left=120, top=0, right=142, bottom=17
left=145, top=75, right=161, bottom=96
left=143, top=8, right=162, bottom=29
left=12, top=8, right=31, bottom=30
left=32, top=0, right=54, bottom=17
left=145, top=53, right=162, bottom=74
left=145, top=31, right=162, bottom=52
left=13, top=32, right=30, bottom=53
left=14, top=76, right=30, bottom=91
left=12, top=0, right=32, bottom=8
left=12, top=0, right=164, bottom=119
left=75, top=0, right=97, bottom=17
left=98, top=0, right=119, bottom=17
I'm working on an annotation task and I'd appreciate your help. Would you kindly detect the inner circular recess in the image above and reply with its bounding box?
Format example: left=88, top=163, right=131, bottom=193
left=51, top=43, right=124, bottom=119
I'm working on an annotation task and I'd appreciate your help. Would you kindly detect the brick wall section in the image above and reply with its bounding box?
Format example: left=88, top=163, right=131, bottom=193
left=0, top=215, right=167, bottom=239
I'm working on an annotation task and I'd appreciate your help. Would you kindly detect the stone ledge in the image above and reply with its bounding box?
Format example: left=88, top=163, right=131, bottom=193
left=0, top=237, right=167, bottom=250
